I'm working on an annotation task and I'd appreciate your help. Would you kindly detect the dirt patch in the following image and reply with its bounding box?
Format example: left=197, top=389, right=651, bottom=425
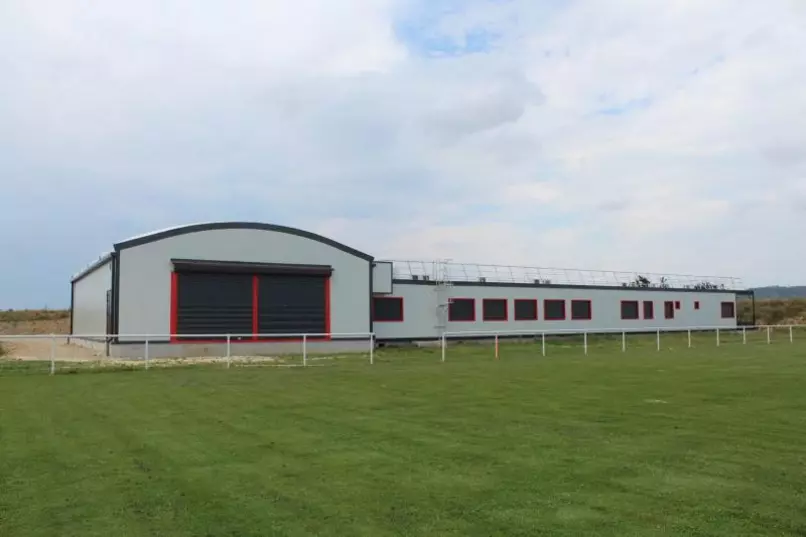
left=1, top=338, right=104, bottom=361
left=0, top=318, right=70, bottom=335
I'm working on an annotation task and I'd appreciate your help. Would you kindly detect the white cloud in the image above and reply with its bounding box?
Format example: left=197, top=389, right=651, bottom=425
left=1, top=0, right=805, bottom=306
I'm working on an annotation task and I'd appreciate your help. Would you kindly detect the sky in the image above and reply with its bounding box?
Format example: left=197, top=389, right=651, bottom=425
left=1, top=0, right=805, bottom=308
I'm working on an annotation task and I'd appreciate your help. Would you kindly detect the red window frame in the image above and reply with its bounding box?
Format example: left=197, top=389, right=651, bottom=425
left=170, top=271, right=332, bottom=343
left=721, top=301, right=736, bottom=319
left=675, top=300, right=681, bottom=310
left=372, top=296, right=404, bottom=322
left=482, top=298, right=508, bottom=322
left=543, top=299, right=566, bottom=321
left=513, top=299, right=538, bottom=321
left=570, top=299, right=592, bottom=320
left=621, top=300, right=640, bottom=320
left=643, top=300, right=654, bottom=320
left=694, top=301, right=700, bottom=310
left=448, top=297, right=476, bottom=322
left=664, top=301, right=675, bottom=319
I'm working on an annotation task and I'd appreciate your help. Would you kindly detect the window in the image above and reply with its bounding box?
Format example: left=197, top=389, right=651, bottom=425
left=448, top=298, right=475, bottom=322
left=721, top=301, right=735, bottom=319
left=621, top=300, right=639, bottom=320
left=694, top=301, right=700, bottom=310
left=544, top=299, right=566, bottom=320
left=482, top=299, right=508, bottom=321
left=372, top=296, right=403, bottom=322
left=643, top=300, right=654, bottom=320
left=675, top=300, right=681, bottom=310
left=514, top=299, right=538, bottom=321
left=664, top=301, right=675, bottom=319
left=571, top=299, right=592, bottom=320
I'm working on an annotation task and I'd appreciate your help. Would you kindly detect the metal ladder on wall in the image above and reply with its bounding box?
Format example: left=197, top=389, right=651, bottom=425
left=432, top=259, right=453, bottom=335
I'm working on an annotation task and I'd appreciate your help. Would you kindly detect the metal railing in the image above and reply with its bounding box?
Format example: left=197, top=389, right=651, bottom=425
left=385, top=259, right=744, bottom=290
left=440, top=325, right=801, bottom=362
left=0, top=331, right=377, bottom=374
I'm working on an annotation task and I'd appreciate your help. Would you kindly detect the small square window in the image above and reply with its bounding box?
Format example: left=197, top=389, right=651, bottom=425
left=482, top=298, right=508, bottom=321
left=514, top=299, right=538, bottom=321
left=544, top=299, right=566, bottom=320
left=571, top=299, right=592, bottom=320
left=448, top=298, right=475, bottom=322
left=621, top=300, right=639, bottom=320
left=694, top=301, right=700, bottom=310
left=721, top=301, right=735, bottom=319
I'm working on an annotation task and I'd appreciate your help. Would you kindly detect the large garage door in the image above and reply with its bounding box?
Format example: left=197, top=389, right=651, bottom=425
left=171, top=259, right=331, bottom=341
left=175, top=272, right=253, bottom=339
left=257, top=275, right=327, bottom=336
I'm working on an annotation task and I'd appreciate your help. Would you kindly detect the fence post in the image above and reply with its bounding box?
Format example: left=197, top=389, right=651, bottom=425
left=767, top=326, right=771, bottom=344
left=622, top=331, right=626, bottom=352
left=716, top=328, right=720, bottom=348
left=145, top=338, right=150, bottom=369
left=50, top=334, right=56, bottom=376
left=742, top=327, right=746, bottom=345
left=303, top=334, right=308, bottom=367
left=656, top=329, right=660, bottom=352
left=688, top=329, right=692, bottom=348
left=790, top=326, right=794, bottom=344
left=226, top=334, right=231, bottom=368
left=441, top=334, right=446, bottom=362
left=369, top=333, right=374, bottom=365
left=541, top=332, right=546, bottom=357
left=583, top=331, right=588, bottom=356
left=494, top=334, right=499, bottom=361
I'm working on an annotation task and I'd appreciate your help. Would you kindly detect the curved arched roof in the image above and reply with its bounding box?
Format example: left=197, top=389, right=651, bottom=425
left=113, top=221, right=374, bottom=261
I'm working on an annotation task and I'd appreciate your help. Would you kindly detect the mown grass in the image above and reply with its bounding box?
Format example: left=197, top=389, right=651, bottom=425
left=2, top=336, right=806, bottom=536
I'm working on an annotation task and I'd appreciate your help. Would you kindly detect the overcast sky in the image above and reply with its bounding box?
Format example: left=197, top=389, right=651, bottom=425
left=1, top=0, right=805, bottom=308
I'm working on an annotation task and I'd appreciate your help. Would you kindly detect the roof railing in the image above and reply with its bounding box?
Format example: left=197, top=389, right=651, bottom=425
left=383, top=260, right=744, bottom=290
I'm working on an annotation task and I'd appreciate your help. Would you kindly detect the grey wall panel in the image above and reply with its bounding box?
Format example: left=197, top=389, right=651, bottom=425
left=372, top=262, right=393, bottom=294
left=373, top=283, right=738, bottom=340
left=117, top=228, right=370, bottom=341
left=71, top=259, right=112, bottom=336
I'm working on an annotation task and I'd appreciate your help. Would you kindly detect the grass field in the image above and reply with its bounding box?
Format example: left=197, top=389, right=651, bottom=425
left=2, top=336, right=806, bottom=536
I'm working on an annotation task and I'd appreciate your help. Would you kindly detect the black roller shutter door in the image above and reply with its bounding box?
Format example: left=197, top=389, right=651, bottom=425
left=257, top=275, right=327, bottom=336
left=176, top=272, right=253, bottom=339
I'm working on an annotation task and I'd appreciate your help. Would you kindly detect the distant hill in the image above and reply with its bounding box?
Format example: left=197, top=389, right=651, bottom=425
left=751, top=286, right=806, bottom=299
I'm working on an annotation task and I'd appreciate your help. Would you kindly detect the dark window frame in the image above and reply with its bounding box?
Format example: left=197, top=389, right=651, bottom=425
left=621, top=300, right=640, bottom=320
left=571, top=299, right=592, bottom=320
left=643, top=300, right=654, bottom=320
left=694, top=301, right=700, bottom=310
left=448, top=297, right=476, bottom=322
left=721, top=301, right=735, bottom=319
left=372, top=296, right=404, bottom=322
left=543, top=299, right=566, bottom=321
left=482, top=298, right=508, bottom=322
left=664, top=301, right=675, bottom=319
left=513, top=299, right=538, bottom=321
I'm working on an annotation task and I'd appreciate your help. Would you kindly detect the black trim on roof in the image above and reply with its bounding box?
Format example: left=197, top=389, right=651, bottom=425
left=393, top=279, right=746, bottom=294
left=70, top=253, right=114, bottom=283
left=113, top=222, right=374, bottom=261
left=171, top=258, right=333, bottom=276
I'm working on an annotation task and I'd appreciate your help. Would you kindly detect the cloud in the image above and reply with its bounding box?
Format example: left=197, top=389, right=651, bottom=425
left=1, top=0, right=805, bottom=307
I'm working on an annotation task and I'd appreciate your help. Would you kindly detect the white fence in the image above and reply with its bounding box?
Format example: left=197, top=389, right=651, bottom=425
left=440, top=325, right=803, bottom=362
left=1, top=325, right=803, bottom=375
left=0, top=331, right=377, bottom=375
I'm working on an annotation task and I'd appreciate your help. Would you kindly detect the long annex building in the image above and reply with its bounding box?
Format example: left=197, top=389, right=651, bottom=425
left=70, top=222, right=753, bottom=358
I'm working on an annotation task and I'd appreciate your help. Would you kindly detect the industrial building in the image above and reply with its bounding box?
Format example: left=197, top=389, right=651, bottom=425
left=70, top=222, right=752, bottom=358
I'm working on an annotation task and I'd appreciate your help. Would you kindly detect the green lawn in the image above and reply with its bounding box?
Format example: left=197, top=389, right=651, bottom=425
left=2, top=335, right=806, bottom=536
